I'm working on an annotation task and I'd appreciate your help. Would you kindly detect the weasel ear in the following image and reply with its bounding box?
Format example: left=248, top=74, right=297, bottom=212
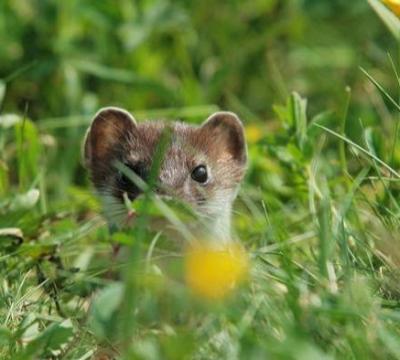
left=200, top=111, right=247, bottom=165
left=83, top=107, right=137, bottom=166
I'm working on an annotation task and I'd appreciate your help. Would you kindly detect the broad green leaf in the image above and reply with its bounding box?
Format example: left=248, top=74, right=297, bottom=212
left=0, top=114, right=21, bottom=128
left=88, top=282, right=124, bottom=340
left=10, top=189, right=40, bottom=211
left=16, top=320, right=73, bottom=360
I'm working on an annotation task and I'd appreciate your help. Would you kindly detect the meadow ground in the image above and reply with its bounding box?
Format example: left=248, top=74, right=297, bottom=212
left=3, top=1, right=400, bottom=359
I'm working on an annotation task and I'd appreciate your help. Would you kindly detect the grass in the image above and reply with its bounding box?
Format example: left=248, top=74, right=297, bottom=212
left=2, top=1, right=400, bottom=359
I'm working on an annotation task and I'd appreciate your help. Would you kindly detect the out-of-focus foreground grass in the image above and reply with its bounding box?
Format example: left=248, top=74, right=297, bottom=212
left=3, top=0, right=400, bottom=358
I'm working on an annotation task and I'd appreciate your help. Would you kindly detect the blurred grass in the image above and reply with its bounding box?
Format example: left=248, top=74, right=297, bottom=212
left=3, top=0, right=400, bottom=359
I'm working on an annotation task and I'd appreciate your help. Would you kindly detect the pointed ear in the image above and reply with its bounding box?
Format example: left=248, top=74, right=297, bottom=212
left=83, top=107, right=137, bottom=166
left=200, top=111, right=247, bottom=165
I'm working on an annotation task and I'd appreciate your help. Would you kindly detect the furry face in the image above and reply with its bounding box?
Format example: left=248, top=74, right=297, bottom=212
left=83, top=107, right=247, bottom=234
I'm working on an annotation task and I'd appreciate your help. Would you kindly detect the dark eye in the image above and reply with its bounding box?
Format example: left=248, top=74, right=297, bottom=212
left=191, top=165, right=208, bottom=184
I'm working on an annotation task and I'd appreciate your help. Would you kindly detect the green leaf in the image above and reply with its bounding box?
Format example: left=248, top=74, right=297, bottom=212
left=0, top=80, right=6, bottom=108
left=71, top=60, right=172, bottom=99
left=0, top=114, right=21, bottom=128
left=378, top=326, right=400, bottom=358
left=314, top=123, right=400, bottom=178
left=360, top=67, right=400, bottom=112
left=368, top=0, right=400, bottom=40
left=0, top=326, right=12, bottom=346
left=10, top=189, right=40, bottom=211
left=14, top=120, right=41, bottom=190
left=16, top=320, right=74, bottom=360
left=290, top=92, right=308, bottom=151
left=88, top=282, right=124, bottom=340
left=112, top=232, right=134, bottom=246
left=0, top=160, right=9, bottom=196
left=0, top=228, right=23, bottom=251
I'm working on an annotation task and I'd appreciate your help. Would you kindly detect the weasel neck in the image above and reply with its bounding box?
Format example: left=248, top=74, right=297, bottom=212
left=201, top=204, right=233, bottom=245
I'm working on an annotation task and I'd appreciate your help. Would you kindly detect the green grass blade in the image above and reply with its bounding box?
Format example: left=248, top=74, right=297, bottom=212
left=368, top=0, right=400, bottom=40
left=314, top=123, right=400, bottom=178
left=360, top=67, right=400, bottom=113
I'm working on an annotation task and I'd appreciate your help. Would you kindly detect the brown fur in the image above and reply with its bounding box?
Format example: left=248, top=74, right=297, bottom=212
left=83, top=107, right=247, bottom=236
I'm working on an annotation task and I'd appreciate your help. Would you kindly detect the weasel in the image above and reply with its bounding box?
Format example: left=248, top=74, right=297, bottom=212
left=83, top=107, right=247, bottom=243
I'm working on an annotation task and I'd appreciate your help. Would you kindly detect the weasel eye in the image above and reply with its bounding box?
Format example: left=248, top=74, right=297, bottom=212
left=191, top=165, right=208, bottom=184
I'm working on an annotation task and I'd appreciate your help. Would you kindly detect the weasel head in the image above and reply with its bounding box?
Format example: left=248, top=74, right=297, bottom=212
left=83, top=107, right=247, bottom=232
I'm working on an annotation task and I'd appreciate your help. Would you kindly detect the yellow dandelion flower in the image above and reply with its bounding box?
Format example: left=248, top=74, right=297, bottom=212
left=184, top=242, right=248, bottom=300
left=245, top=124, right=263, bottom=144
left=383, top=0, right=400, bottom=16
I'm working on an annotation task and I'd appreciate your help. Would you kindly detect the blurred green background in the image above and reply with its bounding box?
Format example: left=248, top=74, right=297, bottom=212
left=0, top=1, right=393, bottom=118
left=1, top=0, right=395, bottom=196
left=4, top=1, right=400, bottom=359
